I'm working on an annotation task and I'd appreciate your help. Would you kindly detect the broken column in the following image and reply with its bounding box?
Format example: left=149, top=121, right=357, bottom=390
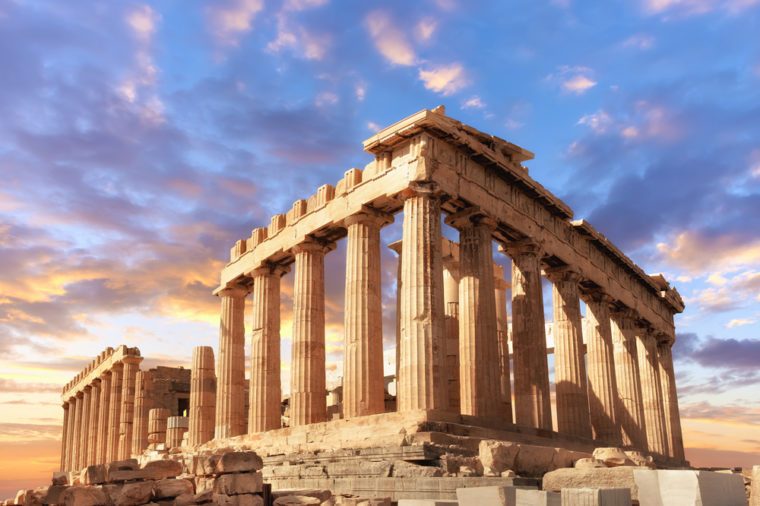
left=546, top=266, right=591, bottom=438
left=215, top=285, right=247, bottom=439
left=447, top=209, right=501, bottom=418
left=504, top=240, right=552, bottom=430
left=166, top=416, right=189, bottom=448
left=397, top=182, right=447, bottom=412
left=291, top=239, right=331, bottom=426
left=343, top=210, right=390, bottom=419
left=148, top=408, right=170, bottom=446
left=189, top=346, right=216, bottom=446
left=132, top=370, right=153, bottom=456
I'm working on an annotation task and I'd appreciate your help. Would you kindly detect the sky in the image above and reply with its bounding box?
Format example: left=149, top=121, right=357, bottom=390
left=1, top=0, right=759, bottom=496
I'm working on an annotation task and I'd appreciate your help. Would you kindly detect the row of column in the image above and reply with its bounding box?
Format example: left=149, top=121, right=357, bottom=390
left=212, top=184, right=684, bottom=461
left=60, top=356, right=142, bottom=471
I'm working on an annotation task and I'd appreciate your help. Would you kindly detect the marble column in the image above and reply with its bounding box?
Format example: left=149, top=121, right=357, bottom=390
left=389, top=241, right=403, bottom=388
left=65, top=396, right=77, bottom=470
left=71, top=393, right=83, bottom=470
left=96, top=372, right=111, bottom=464
left=132, top=370, right=153, bottom=455
left=636, top=327, right=669, bottom=456
left=657, top=337, right=685, bottom=461
left=86, top=380, right=101, bottom=465
left=546, top=267, right=591, bottom=438
left=442, top=251, right=460, bottom=412
left=166, top=416, right=189, bottom=448
left=582, top=290, right=621, bottom=445
left=610, top=309, right=647, bottom=450
left=343, top=210, right=390, bottom=419
left=448, top=210, right=500, bottom=417
left=79, top=386, right=91, bottom=469
left=494, top=266, right=513, bottom=422
left=215, top=285, right=248, bottom=439
left=60, top=402, right=70, bottom=471
left=106, top=362, right=123, bottom=463
left=118, top=356, right=140, bottom=460
left=504, top=241, right=552, bottom=430
left=291, top=239, right=330, bottom=426
left=249, top=265, right=286, bottom=432
left=397, top=183, right=446, bottom=412
left=190, top=346, right=216, bottom=446
left=148, top=408, right=170, bottom=446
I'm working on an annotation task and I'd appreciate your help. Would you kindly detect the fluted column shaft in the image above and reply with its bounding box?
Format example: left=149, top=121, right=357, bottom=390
left=60, top=402, right=70, bottom=471
left=106, top=363, right=123, bottom=463
left=658, top=339, right=685, bottom=461
left=494, top=267, right=512, bottom=422
left=118, top=357, right=140, bottom=459
left=96, top=372, right=111, bottom=464
left=132, top=370, right=153, bottom=455
left=343, top=211, right=389, bottom=418
left=398, top=184, right=446, bottom=412
left=65, top=397, right=77, bottom=470
left=86, top=380, right=100, bottom=465
left=506, top=242, right=552, bottom=430
left=637, top=329, right=668, bottom=456
left=249, top=266, right=285, bottom=432
left=442, top=255, right=460, bottom=412
left=71, top=394, right=83, bottom=470
left=190, top=346, right=216, bottom=446
left=610, top=310, right=647, bottom=450
left=79, top=386, right=91, bottom=469
left=450, top=212, right=500, bottom=417
left=582, top=291, right=621, bottom=445
left=215, top=286, right=247, bottom=439
left=291, top=240, right=330, bottom=426
left=547, top=267, right=591, bottom=438
left=148, top=408, right=170, bottom=445
left=389, top=242, right=403, bottom=386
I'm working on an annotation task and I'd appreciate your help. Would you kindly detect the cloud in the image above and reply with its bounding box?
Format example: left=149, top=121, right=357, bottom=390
left=0, top=379, right=60, bottom=394
left=461, top=96, right=485, bottom=109
left=577, top=110, right=613, bottom=133
left=642, top=0, right=760, bottom=16
left=689, top=337, right=760, bottom=369
left=680, top=401, right=760, bottom=425
left=365, top=10, right=416, bottom=66
left=207, top=0, right=264, bottom=47
left=418, top=63, right=469, bottom=96
left=126, top=5, right=159, bottom=43
left=726, top=318, right=755, bottom=328
left=622, top=33, right=655, bottom=49
left=657, top=231, right=760, bottom=274
left=415, top=18, right=437, bottom=42
left=547, top=65, right=597, bottom=95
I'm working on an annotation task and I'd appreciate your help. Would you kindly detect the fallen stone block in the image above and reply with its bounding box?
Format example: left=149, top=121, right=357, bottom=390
left=153, top=478, right=193, bottom=499
left=108, top=470, right=146, bottom=483
left=479, top=440, right=519, bottom=476
left=212, top=493, right=263, bottom=506
left=574, top=458, right=606, bottom=470
left=52, top=472, right=69, bottom=486
left=391, top=460, right=443, bottom=478
left=215, top=452, right=263, bottom=474
left=543, top=467, right=638, bottom=502
left=592, top=448, right=634, bottom=468
left=141, top=460, right=182, bottom=480
left=214, top=472, right=264, bottom=495
left=81, top=465, right=107, bottom=485
left=623, top=451, right=654, bottom=469
left=514, top=445, right=557, bottom=477
left=560, top=488, right=631, bottom=506
left=633, top=469, right=746, bottom=506
left=59, top=486, right=108, bottom=506
left=273, top=496, right=320, bottom=505
left=114, top=480, right=156, bottom=506
left=43, top=485, right=68, bottom=505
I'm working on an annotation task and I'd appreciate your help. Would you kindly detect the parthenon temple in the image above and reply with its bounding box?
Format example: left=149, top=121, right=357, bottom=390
left=58, top=106, right=686, bottom=479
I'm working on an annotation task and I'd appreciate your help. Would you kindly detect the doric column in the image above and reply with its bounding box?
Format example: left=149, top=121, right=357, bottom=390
left=442, top=247, right=460, bottom=412
left=291, top=239, right=331, bottom=426
left=118, top=355, right=141, bottom=460
left=447, top=209, right=500, bottom=418
left=636, top=327, right=669, bottom=457
left=166, top=416, right=189, bottom=448
left=494, top=265, right=513, bottom=422
left=610, top=309, right=647, bottom=450
left=86, top=380, right=101, bottom=465
left=96, top=372, right=111, bottom=464
left=343, top=210, right=391, bottom=419
left=397, top=183, right=446, bottom=412
left=657, top=337, right=685, bottom=461
left=189, top=346, right=216, bottom=446
left=148, top=408, right=170, bottom=446
left=546, top=266, right=591, bottom=438
left=106, top=362, right=123, bottom=463
left=60, top=402, right=70, bottom=471
left=581, top=289, right=621, bottom=445
left=132, top=370, right=153, bottom=455
left=215, top=285, right=248, bottom=439
left=249, top=265, right=287, bottom=432
left=504, top=241, right=552, bottom=430
left=70, top=393, right=83, bottom=470
left=388, top=241, right=403, bottom=386
left=79, top=386, right=91, bottom=469
left=65, top=396, right=77, bottom=470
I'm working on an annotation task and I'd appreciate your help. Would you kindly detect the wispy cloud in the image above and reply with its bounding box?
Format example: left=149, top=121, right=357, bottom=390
left=365, top=10, right=416, bottom=66
left=461, top=95, right=485, bottom=109
left=726, top=318, right=755, bottom=328
left=418, top=63, right=469, bottom=96
left=642, top=0, right=760, bottom=16
left=547, top=65, right=597, bottom=95
left=207, top=0, right=264, bottom=47
left=622, top=33, right=655, bottom=49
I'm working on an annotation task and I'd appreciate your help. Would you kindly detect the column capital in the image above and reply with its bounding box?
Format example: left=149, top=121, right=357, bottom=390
left=499, top=239, right=543, bottom=258
left=656, top=331, right=675, bottom=346
left=544, top=265, right=581, bottom=284
left=292, top=237, right=336, bottom=255
left=90, top=378, right=102, bottom=387
left=445, top=206, right=497, bottom=231
left=217, top=284, right=249, bottom=299
left=344, top=206, right=394, bottom=228
left=121, top=355, right=143, bottom=366
left=251, top=262, right=290, bottom=278
left=610, top=305, right=638, bottom=322
left=62, top=401, right=70, bottom=409
left=76, top=390, right=84, bottom=398
left=399, top=181, right=442, bottom=201
left=579, top=286, right=614, bottom=305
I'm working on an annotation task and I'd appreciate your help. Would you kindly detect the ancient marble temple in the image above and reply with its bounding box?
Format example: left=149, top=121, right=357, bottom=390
left=59, top=107, right=686, bottom=472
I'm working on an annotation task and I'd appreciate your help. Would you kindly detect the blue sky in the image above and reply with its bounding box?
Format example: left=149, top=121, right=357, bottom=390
left=0, top=0, right=759, bottom=493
